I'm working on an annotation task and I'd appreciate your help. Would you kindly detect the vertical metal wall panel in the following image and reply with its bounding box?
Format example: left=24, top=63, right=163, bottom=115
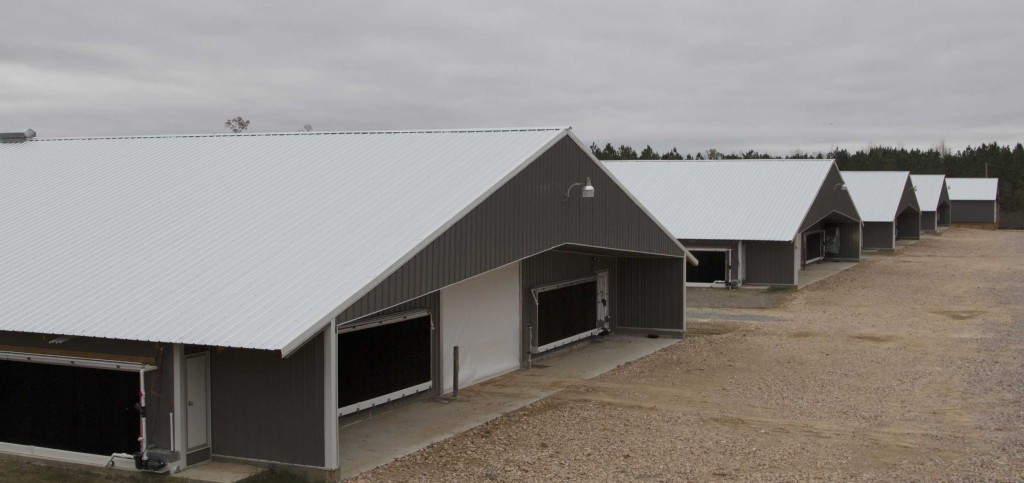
left=743, top=241, right=796, bottom=285
left=678, top=239, right=740, bottom=282
left=614, top=258, right=686, bottom=330
left=800, top=165, right=862, bottom=231
left=210, top=333, right=325, bottom=467
left=921, top=211, right=938, bottom=232
left=0, top=331, right=174, bottom=450
left=839, top=222, right=862, bottom=259
left=862, top=222, right=895, bottom=249
left=337, top=137, right=684, bottom=324
left=950, top=200, right=997, bottom=223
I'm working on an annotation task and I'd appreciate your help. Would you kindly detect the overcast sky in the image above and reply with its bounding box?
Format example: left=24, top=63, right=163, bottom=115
left=2, top=1, right=1022, bottom=155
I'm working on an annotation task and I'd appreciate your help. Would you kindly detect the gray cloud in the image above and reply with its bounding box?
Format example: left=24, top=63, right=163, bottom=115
left=1, top=0, right=1022, bottom=155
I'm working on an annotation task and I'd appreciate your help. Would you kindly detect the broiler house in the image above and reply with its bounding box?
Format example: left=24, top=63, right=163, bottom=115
left=911, top=174, right=952, bottom=232
left=0, top=127, right=693, bottom=475
left=842, top=171, right=921, bottom=250
left=604, top=160, right=862, bottom=288
left=946, top=177, right=1000, bottom=229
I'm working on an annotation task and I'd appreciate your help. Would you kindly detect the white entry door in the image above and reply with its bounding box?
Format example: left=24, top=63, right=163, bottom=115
left=186, top=353, right=210, bottom=450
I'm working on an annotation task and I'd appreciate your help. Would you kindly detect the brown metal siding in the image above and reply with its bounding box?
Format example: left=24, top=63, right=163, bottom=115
left=800, top=165, right=862, bottom=231
left=950, top=200, right=997, bottom=223
left=615, top=258, right=686, bottom=331
left=744, top=241, right=796, bottom=285
left=862, top=222, right=895, bottom=249
left=0, top=331, right=175, bottom=450
left=337, top=136, right=684, bottom=324
left=678, top=239, right=740, bottom=282
left=210, top=333, right=325, bottom=467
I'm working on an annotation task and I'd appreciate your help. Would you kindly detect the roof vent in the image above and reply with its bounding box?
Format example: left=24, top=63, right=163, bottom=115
left=0, top=129, right=36, bottom=143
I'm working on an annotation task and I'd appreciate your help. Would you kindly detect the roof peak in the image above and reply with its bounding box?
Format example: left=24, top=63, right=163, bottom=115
left=27, top=126, right=568, bottom=142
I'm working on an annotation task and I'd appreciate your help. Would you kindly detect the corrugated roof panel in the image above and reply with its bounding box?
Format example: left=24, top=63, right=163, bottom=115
left=840, top=171, right=911, bottom=222
left=910, top=174, right=947, bottom=211
left=0, top=128, right=566, bottom=353
left=946, top=177, right=999, bottom=201
left=603, top=160, right=835, bottom=241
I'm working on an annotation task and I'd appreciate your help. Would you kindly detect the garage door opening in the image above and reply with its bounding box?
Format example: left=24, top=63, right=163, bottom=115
left=337, top=311, right=432, bottom=416
left=686, top=250, right=730, bottom=286
left=533, top=278, right=599, bottom=353
left=803, top=230, right=824, bottom=264
left=0, top=357, right=142, bottom=458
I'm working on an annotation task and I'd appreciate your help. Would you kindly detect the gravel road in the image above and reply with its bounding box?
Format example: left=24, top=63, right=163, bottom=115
left=349, top=229, right=1024, bottom=481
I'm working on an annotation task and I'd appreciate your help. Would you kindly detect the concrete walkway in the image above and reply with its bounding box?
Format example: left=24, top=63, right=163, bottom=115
left=798, top=261, right=858, bottom=289
left=336, top=335, right=676, bottom=479
left=169, top=460, right=263, bottom=482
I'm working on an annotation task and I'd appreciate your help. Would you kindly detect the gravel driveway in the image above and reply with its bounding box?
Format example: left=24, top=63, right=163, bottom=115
left=349, top=229, right=1024, bottom=481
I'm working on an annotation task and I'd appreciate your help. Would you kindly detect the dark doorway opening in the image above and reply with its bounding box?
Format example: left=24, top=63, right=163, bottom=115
left=687, top=250, right=728, bottom=284
left=804, top=231, right=824, bottom=264
left=537, top=281, right=597, bottom=348
left=0, top=360, right=139, bottom=456
left=337, top=315, right=431, bottom=410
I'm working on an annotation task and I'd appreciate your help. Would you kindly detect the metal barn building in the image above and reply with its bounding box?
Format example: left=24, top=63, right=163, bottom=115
left=0, top=127, right=693, bottom=475
left=946, top=177, right=1000, bottom=228
left=604, top=160, right=861, bottom=288
left=910, top=174, right=952, bottom=232
left=842, top=171, right=921, bottom=250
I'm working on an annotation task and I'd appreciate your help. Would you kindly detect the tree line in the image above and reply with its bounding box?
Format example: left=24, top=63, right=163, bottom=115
left=592, top=142, right=1024, bottom=229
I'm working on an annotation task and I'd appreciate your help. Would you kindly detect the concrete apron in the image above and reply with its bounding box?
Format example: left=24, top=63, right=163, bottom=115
left=798, top=261, right=858, bottom=289
left=168, top=461, right=264, bottom=483
left=336, top=334, right=677, bottom=479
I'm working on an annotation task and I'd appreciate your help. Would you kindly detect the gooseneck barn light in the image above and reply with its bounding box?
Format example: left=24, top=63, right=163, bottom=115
left=563, top=177, right=595, bottom=201
left=834, top=182, right=847, bottom=191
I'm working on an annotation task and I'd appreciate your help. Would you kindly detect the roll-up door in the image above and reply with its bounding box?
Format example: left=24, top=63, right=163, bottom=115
left=337, top=312, right=432, bottom=416
left=441, top=262, right=521, bottom=394
left=534, top=278, right=598, bottom=352
left=0, top=358, right=141, bottom=457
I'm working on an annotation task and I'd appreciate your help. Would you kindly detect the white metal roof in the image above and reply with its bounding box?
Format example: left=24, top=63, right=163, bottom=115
left=945, top=177, right=999, bottom=201
left=840, top=171, right=912, bottom=222
left=910, top=174, right=947, bottom=211
left=0, top=128, right=568, bottom=354
left=603, top=160, right=839, bottom=242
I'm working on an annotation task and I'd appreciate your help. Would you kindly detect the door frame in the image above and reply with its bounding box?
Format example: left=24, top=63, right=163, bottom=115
left=185, top=352, right=211, bottom=454
left=802, top=230, right=825, bottom=265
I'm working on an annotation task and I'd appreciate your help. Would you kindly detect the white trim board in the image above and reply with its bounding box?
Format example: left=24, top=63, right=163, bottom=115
left=0, top=350, right=156, bottom=372
left=0, top=442, right=127, bottom=468
left=337, top=381, right=432, bottom=416
left=536, top=329, right=601, bottom=353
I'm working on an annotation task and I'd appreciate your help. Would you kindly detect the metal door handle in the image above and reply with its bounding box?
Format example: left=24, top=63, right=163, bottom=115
left=188, top=401, right=194, bottom=406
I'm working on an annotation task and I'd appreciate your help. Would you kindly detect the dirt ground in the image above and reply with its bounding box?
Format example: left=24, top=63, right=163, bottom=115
left=351, top=229, right=1024, bottom=481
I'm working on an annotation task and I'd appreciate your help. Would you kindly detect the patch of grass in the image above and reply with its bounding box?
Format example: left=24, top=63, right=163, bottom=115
left=0, top=457, right=146, bottom=483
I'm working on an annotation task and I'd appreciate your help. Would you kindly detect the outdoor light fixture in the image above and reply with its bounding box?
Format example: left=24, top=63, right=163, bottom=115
left=563, top=177, right=595, bottom=201
left=834, top=182, right=847, bottom=191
